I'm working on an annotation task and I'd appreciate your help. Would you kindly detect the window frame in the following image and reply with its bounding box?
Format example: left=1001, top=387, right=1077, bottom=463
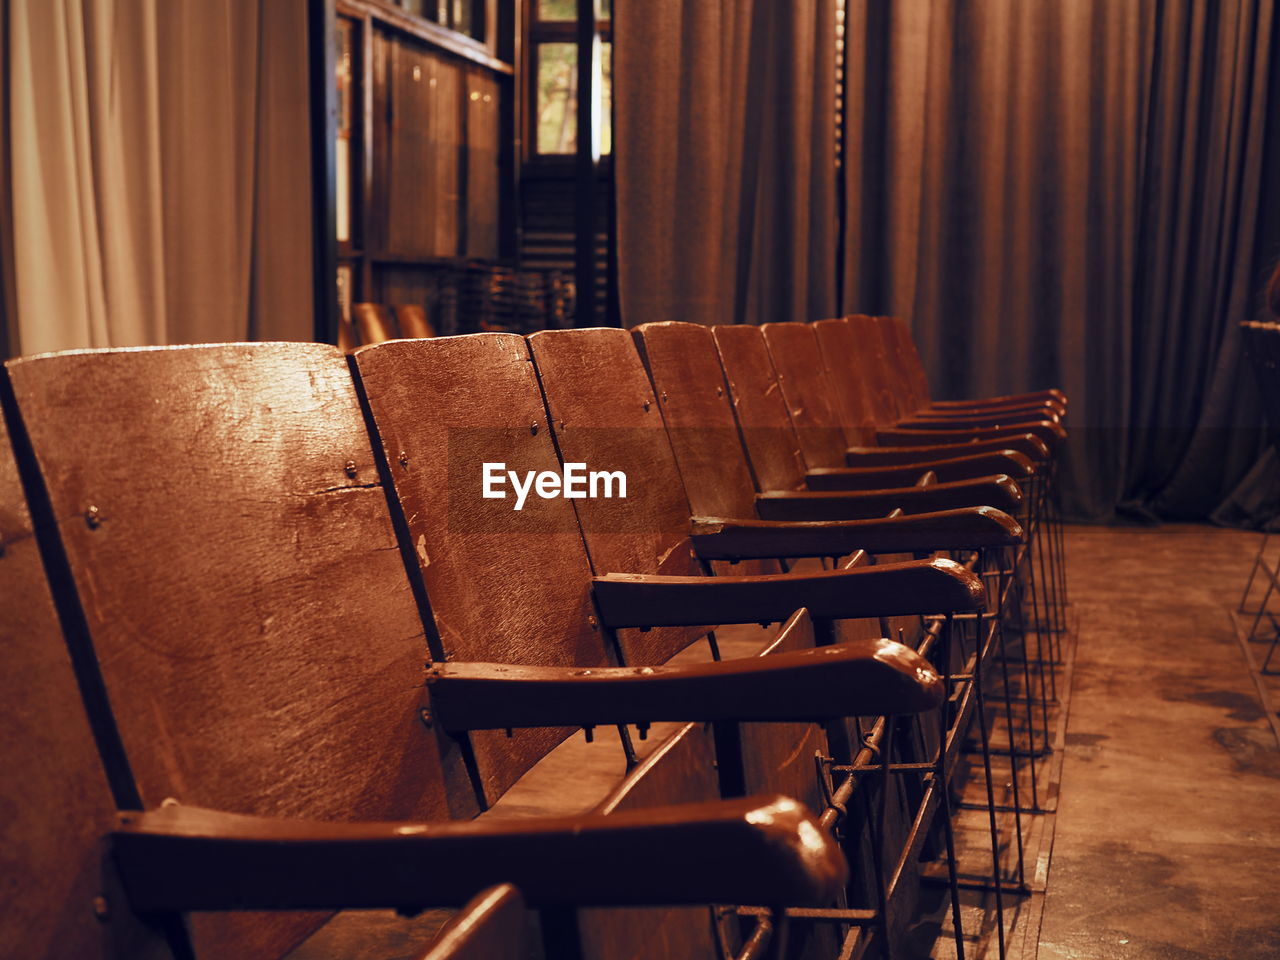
left=524, top=1, right=613, bottom=168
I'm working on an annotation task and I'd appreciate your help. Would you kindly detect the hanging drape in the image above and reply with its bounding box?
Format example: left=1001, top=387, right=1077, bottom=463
left=614, top=0, right=836, bottom=328
left=1, top=0, right=313, bottom=357
left=843, top=0, right=1280, bottom=522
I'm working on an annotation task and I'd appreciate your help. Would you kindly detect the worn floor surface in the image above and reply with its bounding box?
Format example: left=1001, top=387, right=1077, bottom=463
left=1036, top=523, right=1280, bottom=960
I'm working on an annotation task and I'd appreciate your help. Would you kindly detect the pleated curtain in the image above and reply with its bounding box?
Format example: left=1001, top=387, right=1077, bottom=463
left=613, top=0, right=837, bottom=329
left=1, top=0, right=313, bottom=356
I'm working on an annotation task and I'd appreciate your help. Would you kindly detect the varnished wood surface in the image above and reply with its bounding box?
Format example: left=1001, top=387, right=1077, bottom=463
left=6, top=343, right=446, bottom=960
left=710, top=324, right=811, bottom=493
left=877, top=420, right=1064, bottom=452
left=354, top=334, right=607, bottom=805
left=809, top=319, right=886, bottom=446
left=581, top=725, right=726, bottom=960
left=425, top=637, right=943, bottom=728
left=807, top=449, right=1035, bottom=487
left=760, top=322, right=866, bottom=468
left=528, top=328, right=702, bottom=666
left=631, top=321, right=779, bottom=577
left=395, top=303, right=437, bottom=339
left=592, top=557, right=985, bottom=626
left=755, top=474, right=1022, bottom=520
left=353, top=302, right=399, bottom=344
left=690, top=507, right=1023, bottom=558
left=845, top=434, right=1050, bottom=466
left=0, top=403, right=169, bottom=959
left=113, top=794, right=848, bottom=910
left=416, top=886, right=529, bottom=960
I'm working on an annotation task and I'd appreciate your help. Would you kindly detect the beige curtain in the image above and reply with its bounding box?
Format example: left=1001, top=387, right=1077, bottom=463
left=4, top=0, right=312, bottom=356
left=614, top=0, right=836, bottom=328
left=844, top=0, right=1277, bottom=520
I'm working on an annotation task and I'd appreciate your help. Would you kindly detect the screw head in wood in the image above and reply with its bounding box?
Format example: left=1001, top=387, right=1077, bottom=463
left=344, top=461, right=358, bottom=478
left=84, top=506, right=101, bottom=529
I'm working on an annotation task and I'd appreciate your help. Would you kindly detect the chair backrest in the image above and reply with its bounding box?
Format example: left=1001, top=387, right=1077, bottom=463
left=708, top=324, right=809, bottom=493
left=354, top=302, right=400, bottom=345
left=527, top=327, right=704, bottom=666
left=0, top=412, right=171, bottom=960
left=4, top=343, right=460, bottom=960
left=759, top=322, right=858, bottom=469
left=353, top=333, right=613, bottom=801
left=396, top=303, right=438, bottom=339
left=809, top=319, right=883, bottom=445
left=879, top=316, right=932, bottom=412
left=829, top=316, right=902, bottom=426
left=630, top=322, right=759, bottom=521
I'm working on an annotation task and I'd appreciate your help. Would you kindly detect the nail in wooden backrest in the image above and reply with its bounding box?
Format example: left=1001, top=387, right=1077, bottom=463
left=353, top=302, right=400, bottom=345
left=708, top=325, right=809, bottom=494
left=5, top=343, right=456, bottom=960
left=527, top=327, right=704, bottom=666
left=758, top=322, right=856, bottom=470
left=809, top=319, right=881, bottom=446
left=828, top=316, right=901, bottom=426
left=352, top=333, right=608, bottom=804
left=0, top=413, right=170, bottom=960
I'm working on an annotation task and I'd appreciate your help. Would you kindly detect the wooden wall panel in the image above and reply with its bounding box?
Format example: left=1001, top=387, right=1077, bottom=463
left=466, top=69, right=501, bottom=258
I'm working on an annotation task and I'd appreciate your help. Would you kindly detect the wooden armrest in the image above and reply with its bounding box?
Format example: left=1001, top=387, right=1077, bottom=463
left=912, top=401, right=1065, bottom=421
left=875, top=422, right=1063, bottom=452
left=929, top=388, right=1066, bottom=409
left=808, top=449, right=1035, bottom=488
left=591, top=556, right=984, bottom=627
left=755, top=475, right=1023, bottom=520
left=900, top=409, right=1060, bottom=430
left=846, top=436, right=1050, bottom=466
left=425, top=636, right=942, bottom=730
left=690, top=507, right=1023, bottom=560
left=112, top=795, right=846, bottom=911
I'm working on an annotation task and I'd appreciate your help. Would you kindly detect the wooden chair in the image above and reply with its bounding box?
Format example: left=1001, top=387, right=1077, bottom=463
left=353, top=302, right=400, bottom=345
left=866, top=315, right=1067, bottom=419
left=852, top=316, right=1067, bottom=445
left=1, top=343, right=871, bottom=960
left=765, top=321, right=1058, bottom=464
left=395, top=304, right=438, bottom=339
left=353, top=333, right=985, bottom=956
left=811, top=318, right=1043, bottom=483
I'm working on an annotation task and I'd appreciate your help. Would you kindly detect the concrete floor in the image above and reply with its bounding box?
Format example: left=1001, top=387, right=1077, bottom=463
left=1036, top=524, right=1280, bottom=960
left=288, top=523, right=1280, bottom=959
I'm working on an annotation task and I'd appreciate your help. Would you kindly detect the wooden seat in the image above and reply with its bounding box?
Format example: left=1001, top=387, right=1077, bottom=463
left=1, top=343, right=863, bottom=960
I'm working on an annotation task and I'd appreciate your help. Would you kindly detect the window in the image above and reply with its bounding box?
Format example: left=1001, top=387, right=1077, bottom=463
left=392, top=0, right=485, bottom=42
left=529, top=0, right=612, bottom=157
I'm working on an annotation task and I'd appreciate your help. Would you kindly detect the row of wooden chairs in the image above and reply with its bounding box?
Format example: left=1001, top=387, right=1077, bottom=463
left=0, top=316, right=1067, bottom=959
